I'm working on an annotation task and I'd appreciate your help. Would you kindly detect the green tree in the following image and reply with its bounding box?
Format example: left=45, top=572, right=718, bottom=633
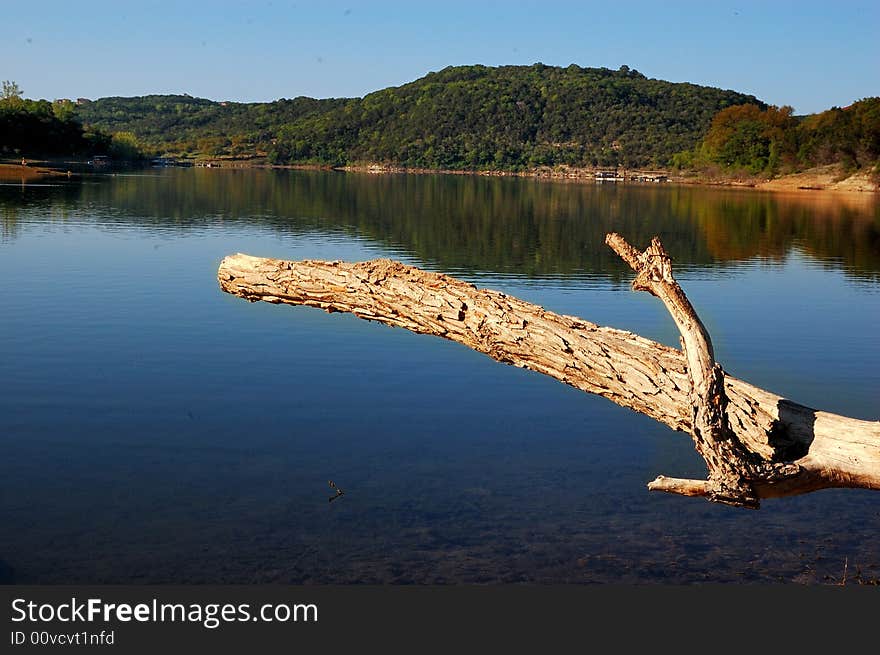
left=52, top=99, right=76, bottom=122
left=699, top=104, right=795, bottom=174
left=1, top=80, right=24, bottom=112
left=109, top=131, right=142, bottom=159
left=796, top=98, right=880, bottom=170
left=1, top=80, right=22, bottom=101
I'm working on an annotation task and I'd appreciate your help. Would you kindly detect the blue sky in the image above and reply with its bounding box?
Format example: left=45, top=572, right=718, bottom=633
left=3, top=0, right=877, bottom=114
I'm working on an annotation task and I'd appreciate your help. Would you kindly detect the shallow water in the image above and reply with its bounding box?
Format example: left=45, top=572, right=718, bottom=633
left=1, top=169, right=878, bottom=584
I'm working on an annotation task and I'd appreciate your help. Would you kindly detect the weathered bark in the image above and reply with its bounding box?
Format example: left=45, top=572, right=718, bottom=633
left=217, top=237, right=880, bottom=508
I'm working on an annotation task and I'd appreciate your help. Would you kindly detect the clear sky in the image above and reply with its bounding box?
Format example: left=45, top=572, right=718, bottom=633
left=3, top=0, right=877, bottom=114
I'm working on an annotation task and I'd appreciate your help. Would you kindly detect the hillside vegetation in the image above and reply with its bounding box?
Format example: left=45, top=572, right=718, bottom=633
left=0, top=81, right=121, bottom=158
left=268, top=64, right=761, bottom=169
left=75, top=94, right=345, bottom=159
left=4, top=65, right=878, bottom=182
left=72, top=64, right=761, bottom=169
left=682, top=97, right=880, bottom=178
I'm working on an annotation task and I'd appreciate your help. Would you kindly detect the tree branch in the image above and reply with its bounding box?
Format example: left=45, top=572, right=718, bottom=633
left=217, top=242, right=880, bottom=508
left=606, top=233, right=770, bottom=507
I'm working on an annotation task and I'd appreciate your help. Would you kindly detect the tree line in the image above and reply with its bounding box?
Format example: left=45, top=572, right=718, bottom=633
left=3, top=65, right=878, bottom=177
left=0, top=81, right=144, bottom=160
left=267, top=64, right=760, bottom=169
left=66, top=64, right=760, bottom=168
left=678, top=98, right=880, bottom=176
left=73, top=93, right=344, bottom=159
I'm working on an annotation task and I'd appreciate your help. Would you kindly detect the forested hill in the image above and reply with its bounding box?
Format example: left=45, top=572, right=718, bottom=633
left=271, top=64, right=762, bottom=169
left=74, top=64, right=763, bottom=169
left=74, top=94, right=346, bottom=159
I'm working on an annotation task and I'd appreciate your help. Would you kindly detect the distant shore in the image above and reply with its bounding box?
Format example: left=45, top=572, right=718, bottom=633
left=197, top=159, right=880, bottom=194
left=330, top=162, right=879, bottom=193
left=3, top=157, right=876, bottom=194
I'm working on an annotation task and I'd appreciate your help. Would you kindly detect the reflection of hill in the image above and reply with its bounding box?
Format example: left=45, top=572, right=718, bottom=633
left=3, top=170, right=879, bottom=280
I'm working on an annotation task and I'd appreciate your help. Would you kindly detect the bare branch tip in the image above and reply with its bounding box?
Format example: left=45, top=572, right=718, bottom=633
left=647, top=475, right=712, bottom=497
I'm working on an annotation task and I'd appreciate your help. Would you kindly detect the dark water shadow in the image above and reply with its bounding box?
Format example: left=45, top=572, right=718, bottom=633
left=770, top=399, right=817, bottom=461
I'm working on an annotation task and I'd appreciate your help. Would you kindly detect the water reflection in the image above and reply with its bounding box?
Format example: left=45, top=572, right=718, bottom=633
left=2, top=169, right=878, bottom=281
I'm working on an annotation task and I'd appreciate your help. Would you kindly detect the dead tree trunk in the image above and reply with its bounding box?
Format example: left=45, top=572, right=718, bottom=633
left=217, top=234, right=880, bottom=508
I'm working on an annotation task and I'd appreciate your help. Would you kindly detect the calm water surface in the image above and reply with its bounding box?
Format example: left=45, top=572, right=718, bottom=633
left=1, top=169, right=879, bottom=584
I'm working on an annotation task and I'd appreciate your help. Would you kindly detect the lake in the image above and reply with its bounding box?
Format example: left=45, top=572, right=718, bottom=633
left=1, top=168, right=878, bottom=584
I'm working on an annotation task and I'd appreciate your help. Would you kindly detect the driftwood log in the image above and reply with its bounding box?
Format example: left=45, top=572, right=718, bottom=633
left=217, top=234, right=880, bottom=509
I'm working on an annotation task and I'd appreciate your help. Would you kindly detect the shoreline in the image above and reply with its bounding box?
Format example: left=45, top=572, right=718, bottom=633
left=0, top=162, right=74, bottom=182
left=199, top=159, right=880, bottom=195
left=332, top=163, right=879, bottom=194
left=3, top=158, right=876, bottom=195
